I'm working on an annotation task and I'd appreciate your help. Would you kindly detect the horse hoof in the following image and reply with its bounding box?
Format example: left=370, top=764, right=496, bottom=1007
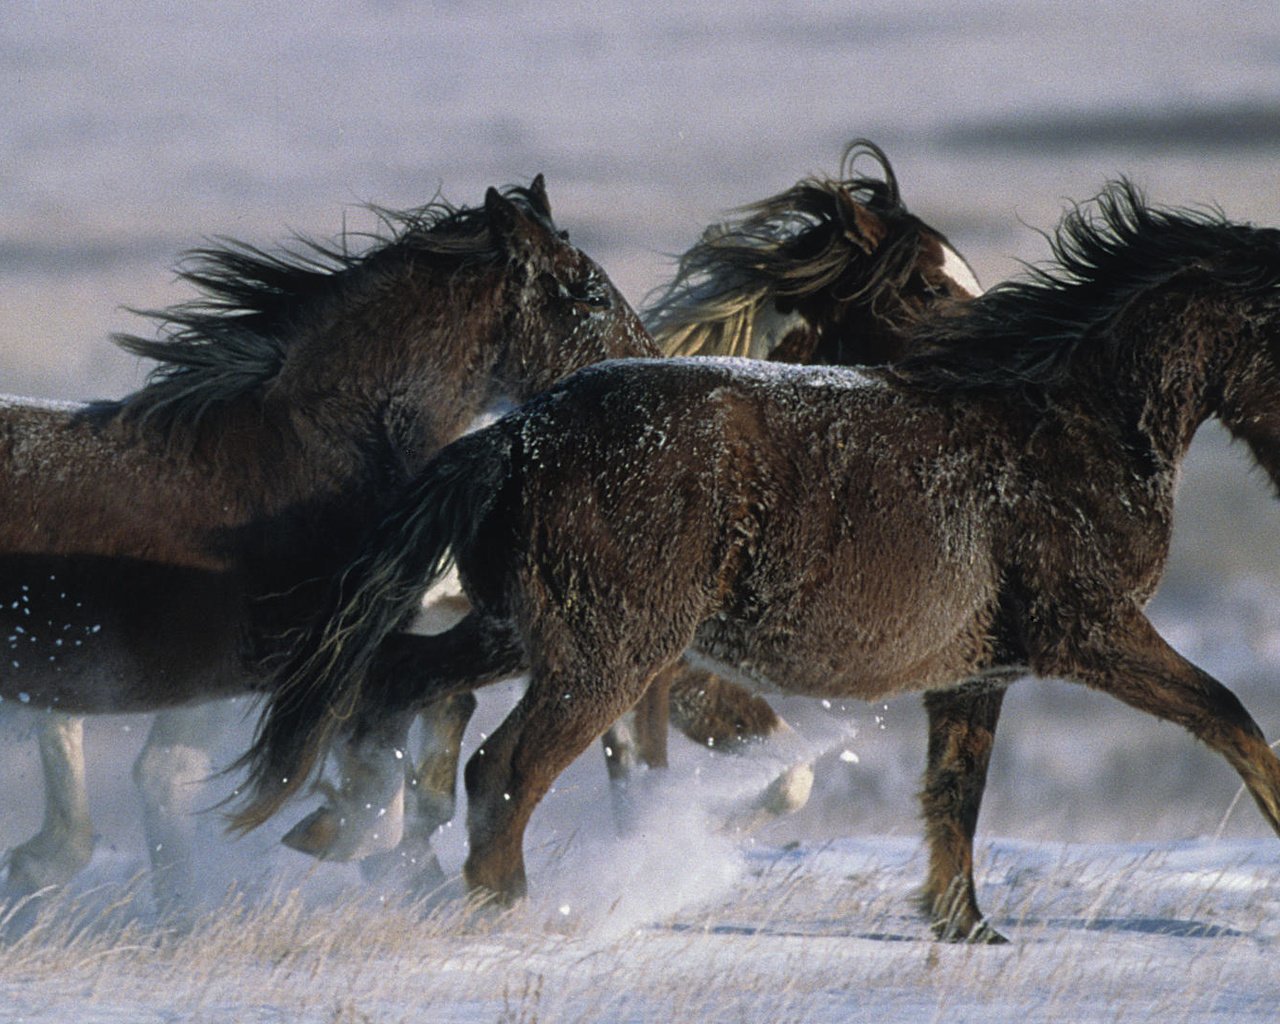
left=1, top=829, right=94, bottom=895
left=759, top=762, right=814, bottom=816
left=965, top=919, right=1009, bottom=945
left=931, top=915, right=1009, bottom=945
left=281, top=808, right=341, bottom=858
left=359, top=843, right=449, bottom=900
left=282, top=797, right=404, bottom=862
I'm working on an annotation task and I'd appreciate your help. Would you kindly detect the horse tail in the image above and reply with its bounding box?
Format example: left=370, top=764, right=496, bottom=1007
left=230, top=426, right=515, bottom=833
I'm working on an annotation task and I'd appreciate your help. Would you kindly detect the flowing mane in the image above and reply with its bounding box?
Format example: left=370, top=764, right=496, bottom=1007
left=896, top=180, right=1280, bottom=393
left=643, top=140, right=931, bottom=357
left=110, top=184, right=550, bottom=434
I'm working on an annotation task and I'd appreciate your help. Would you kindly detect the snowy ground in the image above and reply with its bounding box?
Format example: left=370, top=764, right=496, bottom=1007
left=1, top=645, right=1278, bottom=1023
left=0, top=826, right=1277, bottom=1022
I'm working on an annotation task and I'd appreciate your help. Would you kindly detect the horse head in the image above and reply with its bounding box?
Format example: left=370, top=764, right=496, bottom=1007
left=645, top=139, right=982, bottom=369
left=1209, top=223, right=1280, bottom=490
left=783, top=143, right=983, bottom=367
left=484, top=178, right=657, bottom=398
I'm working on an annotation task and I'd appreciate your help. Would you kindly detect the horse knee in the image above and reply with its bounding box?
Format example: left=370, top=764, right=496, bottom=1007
left=132, top=740, right=211, bottom=817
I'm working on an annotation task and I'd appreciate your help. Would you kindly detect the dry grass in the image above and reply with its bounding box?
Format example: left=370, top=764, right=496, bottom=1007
left=0, top=838, right=1276, bottom=1023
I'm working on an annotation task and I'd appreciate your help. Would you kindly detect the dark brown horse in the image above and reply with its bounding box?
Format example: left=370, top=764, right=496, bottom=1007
left=0, top=178, right=654, bottom=908
left=239, top=182, right=1280, bottom=942
left=281, top=142, right=987, bottom=895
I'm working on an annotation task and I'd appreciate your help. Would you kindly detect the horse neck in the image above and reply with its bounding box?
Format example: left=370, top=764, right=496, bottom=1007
left=503, top=308, right=660, bottom=399
left=1215, top=319, right=1280, bottom=494
left=275, top=264, right=508, bottom=457
left=815, top=304, right=915, bottom=367
left=1076, top=283, right=1251, bottom=468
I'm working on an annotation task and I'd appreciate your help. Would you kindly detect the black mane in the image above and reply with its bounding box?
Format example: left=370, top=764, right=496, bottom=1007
left=111, top=184, right=549, bottom=434
left=643, top=140, right=937, bottom=357
left=896, top=180, right=1280, bottom=393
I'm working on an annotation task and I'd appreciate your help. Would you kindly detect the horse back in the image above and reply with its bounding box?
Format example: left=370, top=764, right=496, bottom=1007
left=0, top=400, right=238, bottom=563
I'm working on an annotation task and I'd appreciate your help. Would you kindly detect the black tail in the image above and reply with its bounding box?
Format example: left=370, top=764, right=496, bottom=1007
left=231, top=426, right=515, bottom=832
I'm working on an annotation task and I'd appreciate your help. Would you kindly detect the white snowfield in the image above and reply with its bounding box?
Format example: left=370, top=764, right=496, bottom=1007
left=0, top=831, right=1275, bottom=1023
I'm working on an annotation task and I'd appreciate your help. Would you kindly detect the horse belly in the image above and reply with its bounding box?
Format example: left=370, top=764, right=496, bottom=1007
left=692, top=507, right=999, bottom=701
left=0, top=554, right=246, bottom=713
left=692, top=603, right=992, bottom=703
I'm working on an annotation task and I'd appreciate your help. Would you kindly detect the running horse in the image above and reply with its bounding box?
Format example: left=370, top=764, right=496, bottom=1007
left=0, top=177, right=654, bottom=909
left=282, top=142, right=987, bottom=892
left=240, top=183, right=1280, bottom=942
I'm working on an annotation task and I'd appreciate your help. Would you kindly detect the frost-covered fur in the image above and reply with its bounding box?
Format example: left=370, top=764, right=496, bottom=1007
left=291, top=139, right=986, bottom=885
left=610, top=138, right=983, bottom=813
left=245, top=182, right=1280, bottom=942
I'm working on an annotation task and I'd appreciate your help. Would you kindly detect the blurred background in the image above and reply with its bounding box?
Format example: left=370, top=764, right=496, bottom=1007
left=3, top=1, right=1280, bottom=888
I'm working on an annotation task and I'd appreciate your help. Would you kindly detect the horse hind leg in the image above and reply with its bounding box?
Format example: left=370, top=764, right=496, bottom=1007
left=3, top=714, right=94, bottom=898
left=464, top=661, right=661, bottom=905
left=918, top=682, right=1008, bottom=944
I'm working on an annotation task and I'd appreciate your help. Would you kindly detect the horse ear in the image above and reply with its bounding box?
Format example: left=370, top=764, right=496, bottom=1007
left=842, top=201, right=888, bottom=254
left=528, top=173, right=552, bottom=219
left=486, top=187, right=544, bottom=259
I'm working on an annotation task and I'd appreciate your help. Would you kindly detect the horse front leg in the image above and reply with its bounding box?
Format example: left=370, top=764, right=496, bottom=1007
left=3, top=713, right=94, bottom=897
left=919, top=682, right=1008, bottom=944
left=632, top=666, right=672, bottom=768
left=668, top=666, right=783, bottom=751
left=404, top=692, right=479, bottom=853
left=358, top=691, right=478, bottom=894
left=1062, top=611, right=1280, bottom=838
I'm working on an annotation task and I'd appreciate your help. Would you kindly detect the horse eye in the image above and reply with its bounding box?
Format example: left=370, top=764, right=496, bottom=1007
left=545, top=272, right=611, bottom=310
